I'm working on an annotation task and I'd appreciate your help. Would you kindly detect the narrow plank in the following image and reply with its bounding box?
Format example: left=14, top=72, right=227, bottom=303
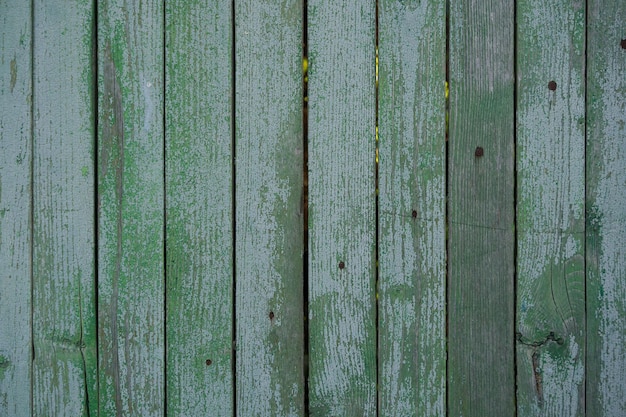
left=0, top=2, right=32, bottom=416
left=378, top=1, right=446, bottom=415
left=447, top=1, right=515, bottom=416
left=234, top=1, right=304, bottom=415
left=515, top=1, right=586, bottom=415
left=31, top=1, right=97, bottom=415
left=165, top=1, right=234, bottom=415
left=586, top=2, right=626, bottom=416
left=307, top=1, right=377, bottom=415
left=97, top=2, right=165, bottom=415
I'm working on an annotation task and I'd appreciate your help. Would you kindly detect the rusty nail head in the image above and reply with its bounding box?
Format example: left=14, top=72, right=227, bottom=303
left=621, top=39, right=626, bottom=49
left=475, top=147, right=484, bottom=157
left=412, top=210, right=417, bottom=218
left=338, top=261, right=345, bottom=269
left=548, top=81, right=557, bottom=91
left=269, top=311, right=275, bottom=320
left=206, top=359, right=212, bottom=366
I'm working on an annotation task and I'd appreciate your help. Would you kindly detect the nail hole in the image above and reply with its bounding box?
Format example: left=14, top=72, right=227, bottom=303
left=269, top=311, right=275, bottom=320
left=474, top=147, right=484, bottom=157
left=338, top=261, right=345, bottom=270
left=621, top=39, right=626, bottom=49
left=411, top=210, right=417, bottom=219
left=548, top=81, right=557, bottom=91
left=206, top=359, right=212, bottom=366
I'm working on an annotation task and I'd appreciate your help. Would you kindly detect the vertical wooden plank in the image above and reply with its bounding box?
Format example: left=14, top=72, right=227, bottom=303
left=587, top=2, right=626, bottom=416
left=97, top=1, right=164, bottom=415
left=235, top=1, right=304, bottom=415
left=165, top=1, right=233, bottom=415
left=448, top=1, right=515, bottom=416
left=0, top=2, right=32, bottom=416
left=31, top=1, right=97, bottom=415
left=378, top=1, right=446, bottom=416
left=516, top=1, right=586, bottom=415
left=307, top=1, right=376, bottom=415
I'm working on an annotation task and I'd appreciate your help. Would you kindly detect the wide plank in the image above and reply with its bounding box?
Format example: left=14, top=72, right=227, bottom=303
left=31, top=1, right=97, bottom=415
left=447, top=1, right=515, bottom=416
left=97, top=1, right=165, bottom=415
left=378, top=1, right=446, bottom=415
left=586, top=1, right=626, bottom=416
left=0, top=2, right=32, bottom=416
left=515, top=1, right=586, bottom=415
left=234, top=1, right=305, bottom=415
left=307, top=1, right=377, bottom=415
left=165, top=1, right=234, bottom=415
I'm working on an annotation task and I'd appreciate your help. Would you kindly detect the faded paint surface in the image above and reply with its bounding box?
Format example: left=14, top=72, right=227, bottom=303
left=516, top=1, right=586, bottom=415
left=0, top=2, right=32, bottom=416
left=97, top=1, right=165, bottom=416
left=235, top=0, right=305, bottom=415
left=307, top=1, right=377, bottom=415
left=448, top=1, right=516, bottom=416
left=165, top=1, right=234, bottom=415
left=32, top=1, right=97, bottom=416
left=587, top=2, right=626, bottom=416
left=378, top=0, right=446, bottom=415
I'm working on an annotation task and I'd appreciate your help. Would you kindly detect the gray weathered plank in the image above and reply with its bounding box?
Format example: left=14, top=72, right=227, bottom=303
left=31, top=1, right=97, bottom=415
left=515, top=1, right=586, bottom=415
left=0, top=2, right=32, bottom=416
left=165, top=1, right=234, bottom=415
left=586, top=1, right=626, bottom=416
left=378, top=1, right=446, bottom=415
left=234, top=1, right=305, bottom=415
left=97, top=1, right=164, bottom=415
left=307, top=1, right=377, bottom=415
left=447, top=1, right=515, bottom=416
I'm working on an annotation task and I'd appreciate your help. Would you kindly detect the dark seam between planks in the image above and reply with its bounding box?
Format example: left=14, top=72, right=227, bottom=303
left=444, top=0, right=450, bottom=415
left=29, top=0, right=35, bottom=414
left=162, top=0, right=167, bottom=413
left=302, top=0, right=310, bottom=415
left=513, top=0, right=518, bottom=414
left=231, top=0, right=237, bottom=415
left=92, top=0, right=100, bottom=413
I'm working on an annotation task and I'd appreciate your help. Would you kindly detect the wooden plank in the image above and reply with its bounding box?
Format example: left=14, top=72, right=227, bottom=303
left=31, top=1, right=97, bottom=415
left=515, top=1, right=586, bottom=415
left=0, top=2, right=32, bottom=416
left=447, top=1, right=515, bottom=416
left=586, top=2, right=626, bottom=416
left=234, top=1, right=304, bottom=415
left=97, top=1, right=164, bottom=415
left=307, top=1, right=376, bottom=415
left=378, top=1, right=446, bottom=416
left=165, top=1, right=233, bottom=415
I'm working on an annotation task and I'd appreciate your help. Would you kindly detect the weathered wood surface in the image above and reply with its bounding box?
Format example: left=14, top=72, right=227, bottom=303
left=165, top=1, right=234, bottom=415
left=0, top=2, right=32, bottom=416
left=32, top=1, right=97, bottom=415
left=378, top=1, right=446, bottom=416
left=447, top=1, right=516, bottom=416
left=307, top=1, right=377, bottom=415
left=97, top=1, right=164, bottom=415
left=234, top=1, right=305, bottom=415
left=586, top=2, right=626, bottom=416
left=516, top=1, right=586, bottom=415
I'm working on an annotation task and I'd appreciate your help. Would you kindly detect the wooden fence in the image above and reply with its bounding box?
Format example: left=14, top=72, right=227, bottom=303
left=1, top=0, right=624, bottom=416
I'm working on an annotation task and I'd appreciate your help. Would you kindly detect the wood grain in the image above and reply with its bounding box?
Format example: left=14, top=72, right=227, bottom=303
left=234, top=1, right=305, bottom=415
left=378, top=1, right=446, bottom=415
left=447, top=1, right=515, bottom=416
left=515, top=1, right=586, bottom=415
left=0, top=2, right=32, bottom=416
left=586, top=1, right=626, bottom=416
left=97, top=1, right=165, bottom=415
left=165, top=1, right=234, bottom=415
left=31, top=1, right=97, bottom=415
left=307, top=1, right=377, bottom=415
